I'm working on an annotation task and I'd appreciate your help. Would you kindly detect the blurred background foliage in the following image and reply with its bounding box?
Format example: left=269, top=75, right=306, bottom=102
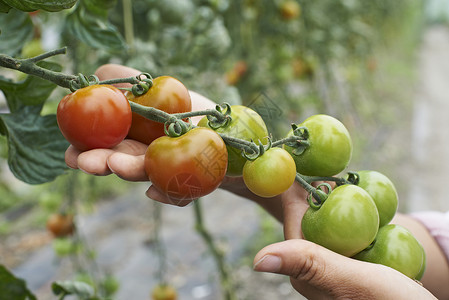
left=0, top=0, right=441, bottom=298
left=0, top=0, right=427, bottom=214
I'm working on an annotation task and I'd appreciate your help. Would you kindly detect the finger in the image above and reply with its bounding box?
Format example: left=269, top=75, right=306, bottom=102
left=146, top=186, right=192, bottom=207
left=281, top=182, right=309, bottom=240
left=95, top=64, right=141, bottom=88
left=253, top=239, right=360, bottom=299
left=107, top=153, right=147, bottom=181
left=189, top=91, right=217, bottom=125
left=77, top=149, right=115, bottom=175
left=113, top=139, right=148, bottom=155
left=65, top=145, right=82, bottom=169
left=253, top=239, right=432, bottom=300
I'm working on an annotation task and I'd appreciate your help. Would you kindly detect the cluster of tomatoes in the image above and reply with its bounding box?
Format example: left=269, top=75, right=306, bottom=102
left=55, top=74, right=425, bottom=281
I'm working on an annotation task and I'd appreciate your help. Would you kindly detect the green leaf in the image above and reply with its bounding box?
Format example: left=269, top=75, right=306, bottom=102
left=1, top=0, right=77, bottom=12
left=0, top=9, right=33, bottom=55
left=83, top=0, right=117, bottom=17
left=52, top=280, right=95, bottom=299
left=0, top=61, right=62, bottom=113
left=0, top=106, right=69, bottom=185
left=0, top=265, right=37, bottom=300
left=65, top=1, right=126, bottom=52
left=0, top=1, right=12, bottom=13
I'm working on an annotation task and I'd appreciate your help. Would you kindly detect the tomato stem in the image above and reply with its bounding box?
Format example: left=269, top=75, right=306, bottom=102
left=295, top=173, right=328, bottom=207
left=193, top=199, right=237, bottom=300
left=301, top=175, right=351, bottom=186
left=272, top=135, right=309, bottom=148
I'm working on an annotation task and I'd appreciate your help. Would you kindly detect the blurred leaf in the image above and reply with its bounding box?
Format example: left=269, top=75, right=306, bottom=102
left=83, top=0, right=117, bottom=17
left=0, top=9, right=33, bottom=55
left=52, top=280, right=95, bottom=299
left=0, top=61, right=62, bottom=112
left=66, top=1, right=126, bottom=52
left=0, top=0, right=77, bottom=12
left=0, top=265, right=37, bottom=300
left=0, top=1, right=12, bottom=13
left=0, top=106, right=69, bottom=184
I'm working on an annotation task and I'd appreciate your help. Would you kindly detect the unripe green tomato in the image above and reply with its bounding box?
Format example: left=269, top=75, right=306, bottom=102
left=284, top=114, right=353, bottom=176
left=198, top=105, right=269, bottom=176
left=302, top=184, right=379, bottom=257
left=355, top=170, right=398, bottom=227
left=353, top=224, right=426, bottom=280
left=243, top=147, right=297, bottom=198
left=21, top=39, right=44, bottom=58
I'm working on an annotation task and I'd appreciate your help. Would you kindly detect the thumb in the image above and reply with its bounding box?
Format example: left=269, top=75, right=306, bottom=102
left=253, top=239, right=378, bottom=299
left=253, top=239, right=354, bottom=283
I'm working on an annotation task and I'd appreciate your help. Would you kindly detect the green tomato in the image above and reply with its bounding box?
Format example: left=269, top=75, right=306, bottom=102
left=302, top=184, right=379, bottom=257
left=243, top=147, right=297, bottom=198
left=198, top=105, right=269, bottom=176
left=284, top=114, right=352, bottom=176
left=354, top=170, right=398, bottom=227
left=353, top=224, right=426, bottom=280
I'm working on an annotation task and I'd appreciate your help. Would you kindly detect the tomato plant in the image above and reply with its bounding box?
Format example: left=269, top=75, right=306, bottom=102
left=243, top=147, right=296, bottom=198
left=126, top=76, right=192, bottom=145
left=352, top=170, right=398, bottom=227
left=151, top=284, right=177, bottom=300
left=198, top=105, right=269, bottom=176
left=144, top=127, right=228, bottom=202
left=46, top=213, right=75, bottom=238
left=284, top=114, right=353, bottom=176
left=57, top=85, right=132, bottom=151
left=302, top=184, right=379, bottom=257
left=353, top=224, right=426, bottom=280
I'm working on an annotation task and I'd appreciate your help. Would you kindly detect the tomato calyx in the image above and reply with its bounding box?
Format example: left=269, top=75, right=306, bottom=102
left=307, top=182, right=332, bottom=208
left=283, top=123, right=310, bottom=156
left=346, top=171, right=360, bottom=185
left=242, top=137, right=272, bottom=161
left=69, top=73, right=100, bottom=91
left=130, top=73, right=154, bottom=96
left=294, top=173, right=332, bottom=205
left=205, top=103, right=233, bottom=129
left=163, top=118, right=192, bottom=137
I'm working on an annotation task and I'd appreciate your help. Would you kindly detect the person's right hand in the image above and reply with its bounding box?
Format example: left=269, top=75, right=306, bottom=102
left=253, top=238, right=437, bottom=300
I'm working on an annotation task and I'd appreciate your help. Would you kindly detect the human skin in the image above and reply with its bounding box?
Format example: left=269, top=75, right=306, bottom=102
left=64, top=64, right=448, bottom=299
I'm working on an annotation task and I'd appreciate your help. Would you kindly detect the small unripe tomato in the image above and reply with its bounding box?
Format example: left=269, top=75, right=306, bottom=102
left=151, top=284, right=177, bottom=300
left=280, top=0, right=301, bottom=20
left=243, top=147, right=296, bottom=198
left=46, top=213, right=75, bottom=238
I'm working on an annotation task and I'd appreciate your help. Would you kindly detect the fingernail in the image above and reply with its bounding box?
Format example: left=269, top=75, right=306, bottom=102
left=78, top=167, right=97, bottom=175
left=253, top=255, right=282, bottom=273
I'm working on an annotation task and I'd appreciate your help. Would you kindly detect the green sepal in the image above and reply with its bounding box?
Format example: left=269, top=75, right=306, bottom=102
left=206, top=103, right=232, bottom=129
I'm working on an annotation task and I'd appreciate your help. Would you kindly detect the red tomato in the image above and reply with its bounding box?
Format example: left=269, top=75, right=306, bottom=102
left=126, top=76, right=192, bottom=144
left=144, top=127, right=227, bottom=204
left=57, top=85, right=132, bottom=151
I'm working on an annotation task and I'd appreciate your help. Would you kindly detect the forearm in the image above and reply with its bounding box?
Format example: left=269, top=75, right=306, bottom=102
left=392, top=213, right=449, bottom=299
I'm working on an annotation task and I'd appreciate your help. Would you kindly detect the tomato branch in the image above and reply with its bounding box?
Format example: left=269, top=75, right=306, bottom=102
left=0, top=47, right=77, bottom=89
